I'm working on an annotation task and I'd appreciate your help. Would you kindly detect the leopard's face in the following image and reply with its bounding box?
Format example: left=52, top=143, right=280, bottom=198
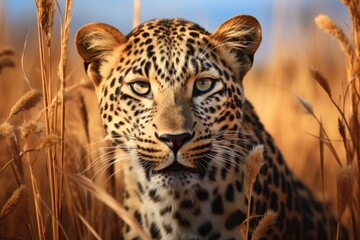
left=76, top=17, right=261, bottom=191
left=76, top=16, right=261, bottom=238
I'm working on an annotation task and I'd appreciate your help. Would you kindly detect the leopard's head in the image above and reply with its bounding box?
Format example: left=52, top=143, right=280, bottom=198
left=75, top=15, right=261, bottom=189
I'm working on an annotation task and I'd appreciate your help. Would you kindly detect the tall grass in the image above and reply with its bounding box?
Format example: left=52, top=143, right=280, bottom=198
left=0, top=0, right=358, bottom=239
left=308, top=1, right=360, bottom=238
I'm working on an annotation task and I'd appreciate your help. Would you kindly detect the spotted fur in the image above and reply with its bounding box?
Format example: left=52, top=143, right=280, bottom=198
left=76, top=15, right=347, bottom=239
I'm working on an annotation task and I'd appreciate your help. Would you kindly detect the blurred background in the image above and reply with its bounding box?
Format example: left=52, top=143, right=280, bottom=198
left=0, top=0, right=352, bottom=238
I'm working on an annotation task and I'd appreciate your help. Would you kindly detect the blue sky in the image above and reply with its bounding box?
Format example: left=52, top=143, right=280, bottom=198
left=2, top=0, right=347, bottom=62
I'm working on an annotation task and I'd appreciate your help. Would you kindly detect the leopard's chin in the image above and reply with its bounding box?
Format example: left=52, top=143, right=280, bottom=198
left=148, top=167, right=200, bottom=189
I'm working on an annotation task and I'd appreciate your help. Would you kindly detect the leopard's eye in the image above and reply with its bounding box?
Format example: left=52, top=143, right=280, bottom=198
left=193, top=78, right=216, bottom=96
left=130, top=81, right=151, bottom=96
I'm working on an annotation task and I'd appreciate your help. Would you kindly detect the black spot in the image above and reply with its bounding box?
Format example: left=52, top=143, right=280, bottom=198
left=209, top=232, right=221, bottom=240
left=225, top=184, right=234, bottom=202
left=253, top=179, right=262, bottom=195
left=144, top=61, right=151, bottom=77
left=195, top=187, right=209, bottom=201
left=198, top=221, right=212, bottom=236
left=150, top=222, right=161, bottom=239
left=162, top=223, right=173, bottom=234
left=174, top=211, right=191, bottom=227
left=180, top=199, right=194, bottom=209
left=189, top=32, right=199, bottom=38
left=160, top=205, right=172, bottom=216
left=208, top=166, right=217, bottom=181
left=137, top=182, right=144, bottom=194
left=273, top=166, right=279, bottom=188
left=270, top=192, right=278, bottom=211
left=192, top=207, right=201, bottom=216
left=134, top=210, right=142, bottom=225
left=235, top=180, right=243, bottom=192
left=211, top=195, right=224, bottom=214
left=149, top=189, right=162, bottom=202
left=225, top=210, right=246, bottom=230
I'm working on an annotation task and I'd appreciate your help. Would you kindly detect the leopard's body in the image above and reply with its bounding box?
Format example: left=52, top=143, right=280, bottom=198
left=76, top=15, right=345, bottom=239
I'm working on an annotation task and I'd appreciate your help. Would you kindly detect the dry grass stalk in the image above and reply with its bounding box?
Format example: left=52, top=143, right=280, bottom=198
left=133, top=0, right=141, bottom=27
left=243, top=145, right=264, bottom=239
left=315, top=2, right=360, bottom=239
left=297, top=95, right=343, bottom=166
left=251, top=210, right=277, bottom=240
left=66, top=172, right=151, bottom=240
left=319, top=119, right=325, bottom=202
left=0, top=185, right=26, bottom=221
left=77, top=213, right=102, bottom=240
left=0, top=122, right=14, bottom=140
left=7, top=90, right=42, bottom=121
left=56, top=1, right=73, bottom=234
left=315, top=15, right=352, bottom=59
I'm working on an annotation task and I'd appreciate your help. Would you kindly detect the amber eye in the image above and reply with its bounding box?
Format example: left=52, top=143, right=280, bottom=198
left=193, top=78, right=216, bottom=96
left=130, top=81, right=151, bottom=96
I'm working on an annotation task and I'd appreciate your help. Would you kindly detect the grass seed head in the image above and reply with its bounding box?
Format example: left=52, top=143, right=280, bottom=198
left=244, top=145, right=265, bottom=195
left=296, top=96, right=314, bottom=116
left=251, top=210, right=278, bottom=240
left=336, top=165, right=353, bottom=221
left=0, top=122, right=14, bottom=140
left=315, top=14, right=352, bottom=59
left=38, top=134, right=61, bottom=150
left=309, top=67, right=332, bottom=97
left=0, top=185, right=26, bottom=221
left=20, top=121, right=44, bottom=140
left=36, top=0, right=56, bottom=45
left=8, top=90, right=42, bottom=118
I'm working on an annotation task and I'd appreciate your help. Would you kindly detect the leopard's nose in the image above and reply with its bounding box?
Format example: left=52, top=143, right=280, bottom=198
left=156, top=132, right=194, bottom=154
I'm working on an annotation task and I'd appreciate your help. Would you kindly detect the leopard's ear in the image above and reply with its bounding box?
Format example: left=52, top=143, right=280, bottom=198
left=75, top=23, right=127, bottom=85
left=211, top=15, right=262, bottom=75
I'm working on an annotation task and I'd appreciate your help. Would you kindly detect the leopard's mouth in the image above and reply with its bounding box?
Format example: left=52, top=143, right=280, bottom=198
left=154, top=162, right=198, bottom=174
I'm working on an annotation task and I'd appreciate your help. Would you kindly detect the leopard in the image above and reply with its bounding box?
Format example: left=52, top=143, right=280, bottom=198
left=75, top=15, right=347, bottom=239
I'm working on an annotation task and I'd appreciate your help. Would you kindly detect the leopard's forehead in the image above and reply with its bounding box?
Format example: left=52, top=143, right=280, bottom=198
left=128, top=18, right=209, bottom=40
left=116, top=19, right=220, bottom=88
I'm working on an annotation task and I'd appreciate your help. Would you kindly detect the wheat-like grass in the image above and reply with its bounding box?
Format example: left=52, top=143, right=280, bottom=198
left=36, top=0, right=55, bottom=46
left=0, top=185, right=25, bottom=221
left=6, top=90, right=42, bottom=121
left=66, top=172, right=151, bottom=240
left=314, top=1, right=360, bottom=239
left=0, top=122, right=14, bottom=140
left=315, top=15, right=352, bottom=59
left=38, top=134, right=61, bottom=150
left=20, top=120, right=44, bottom=140
left=243, top=144, right=264, bottom=239
left=251, top=210, right=277, bottom=240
